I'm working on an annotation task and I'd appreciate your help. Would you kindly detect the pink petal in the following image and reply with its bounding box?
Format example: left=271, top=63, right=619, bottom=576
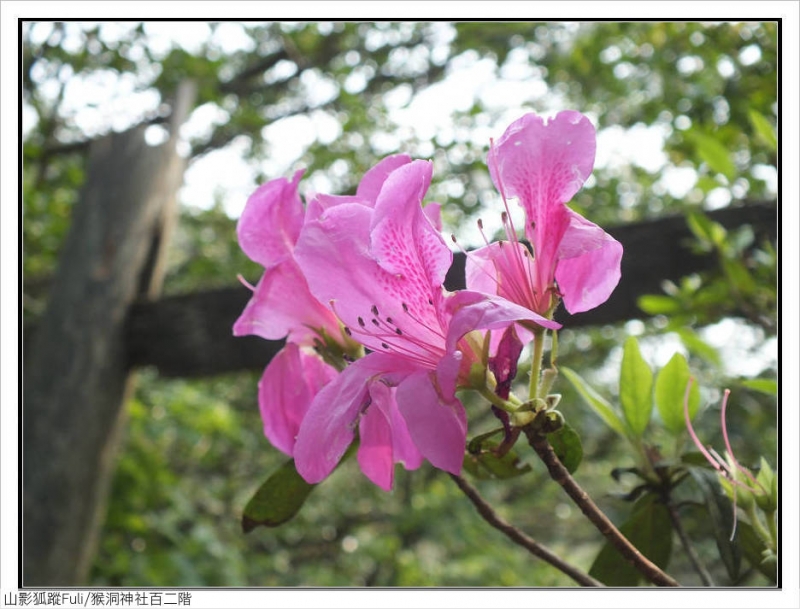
left=293, top=352, right=410, bottom=484
left=294, top=357, right=373, bottom=484
left=370, top=160, right=452, bottom=290
left=356, top=154, right=413, bottom=202
left=357, top=391, right=395, bottom=491
left=489, top=112, right=596, bottom=277
left=296, top=199, right=447, bottom=363
left=555, top=210, right=623, bottom=314
left=423, top=202, right=443, bottom=232
left=305, top=193, right=364, bottom=224
left=303, top=155, right=413, bottom=222
left=489, top=111, right=595, bottom=213
left=445, top=290, right=560, bottom=354
left=357, top=379, right=422, bottom=490
left=386, top=392, right=424, bottom=471
left=464, top=244, right=502, bottom=296
left=237, top=170, right=305, bottom=267
left=465, top=241, right=544, bottom=312
left=232, top=257, right=340, bottom=345
left=396, top=370, right=467, bottom=475
left=258, top=344, right=337, bottom=456
left=436, top=350, right=463, bottom=403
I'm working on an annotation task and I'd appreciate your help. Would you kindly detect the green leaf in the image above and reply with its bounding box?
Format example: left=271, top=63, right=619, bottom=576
left=241, top=459, right=317, bottom=533
left=462, top=440, right=532, bottom=480
left=689, top=467, right=741, bottom=582
left=686, top=211, right=726, bottom=248
left=548, top=424, right=583, bottom=474
left=637, top=294, right=682, bottom=315
left=721, top=258, right=758, bottom=296
left=748, top=109, right=777, bottom=152
left=675, top=327, right=721, bottom=367
left=687, top=130, right=737, bottom=181
left=619, top=337, right=653, bottom=437
left=588, top=494, right=672, bottom=586
left=654, top=353, right=700, bottom=435
left=561, top=367, right=628, bottom=438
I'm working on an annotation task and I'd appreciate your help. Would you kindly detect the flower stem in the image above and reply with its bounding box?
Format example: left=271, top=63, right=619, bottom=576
left=529, top=327, right=546, bottom=400
left=449, top=474, right=603, bottom=587
left=477, top=386, right=517, bottom=413
left=667, top=501, right=715, bottom=586
left=523, top=428, right=680, bottom=587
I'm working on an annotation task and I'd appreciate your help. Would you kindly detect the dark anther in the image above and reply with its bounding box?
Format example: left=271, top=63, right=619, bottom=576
left=381, top=342, right=390, bottom=350
left=358, top=317, right=365, bottom=327
left=395, top=328, right=403, bottom=335
left=344, top=327, right=352, bottom=336
left=385, top=317, right=393, bottom=324
left=372, top=319, right=380, bottom=326
left=371, top=305, right=379, bottom=316
left=402, top=303, right=409, bottom=312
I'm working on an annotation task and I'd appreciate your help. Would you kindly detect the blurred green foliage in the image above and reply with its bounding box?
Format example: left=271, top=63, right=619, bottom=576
left=22, top=21, right=777, bottom=587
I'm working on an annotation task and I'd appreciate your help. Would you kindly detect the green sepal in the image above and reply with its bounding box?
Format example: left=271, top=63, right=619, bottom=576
left=462, top=439, right=532, bottom=480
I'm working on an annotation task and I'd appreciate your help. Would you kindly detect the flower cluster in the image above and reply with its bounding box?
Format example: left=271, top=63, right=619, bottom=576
left=235, top=111, right=622, bottom=490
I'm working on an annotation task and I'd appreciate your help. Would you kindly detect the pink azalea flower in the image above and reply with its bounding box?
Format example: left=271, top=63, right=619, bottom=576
left=466, top=111, right=623, bottom=316
left=234, top=156, right=414, bottom=457
left=293, top=159, right=558, bottom=489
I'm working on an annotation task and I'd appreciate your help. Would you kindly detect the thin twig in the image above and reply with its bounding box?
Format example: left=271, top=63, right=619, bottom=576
left=524, top=430, right=680, bottom=587
left=449, top=474, right=603, bottom=587
left=667, top=502, right=715, bottom=586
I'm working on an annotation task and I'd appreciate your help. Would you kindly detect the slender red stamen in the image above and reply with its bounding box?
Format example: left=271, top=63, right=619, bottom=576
left=720, top=389, right=766, bottom=493
left=237, top=274, right=256, bottom=291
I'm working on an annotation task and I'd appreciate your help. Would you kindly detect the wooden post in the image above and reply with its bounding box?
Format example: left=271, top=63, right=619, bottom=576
left=22, top=83, right=196, bottom=586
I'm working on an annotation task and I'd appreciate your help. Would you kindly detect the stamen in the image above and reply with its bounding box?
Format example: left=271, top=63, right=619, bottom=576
left=358, top=317, right=366, bottom=327
left=371, top=305, right=379, bottom=316
left=477, top=219, right=492, bottom=248
left=344, top=327, right=352, bottom=336
left=683, top=378, right=723, bottom=473
left=720, top=389, right=765, bottom=492
left=237, top=274, right=257, bottom=292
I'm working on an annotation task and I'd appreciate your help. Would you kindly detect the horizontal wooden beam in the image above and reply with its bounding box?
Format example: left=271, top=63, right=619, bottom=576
left=124, top=202, right=776, bottom=377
